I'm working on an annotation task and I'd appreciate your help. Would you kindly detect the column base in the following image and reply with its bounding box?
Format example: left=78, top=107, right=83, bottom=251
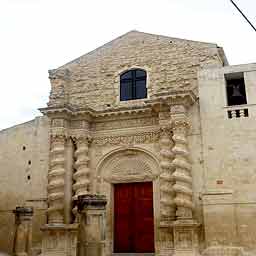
left=158, top=221, right=174, bottom=256
left=77, top=194, right=107, bottom=256
left=172, top=219, right=200, bottom=256
left=41, top=224, right=78, bottom=256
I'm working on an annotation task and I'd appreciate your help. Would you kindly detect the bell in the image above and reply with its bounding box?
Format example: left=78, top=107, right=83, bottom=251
left=231, top=84, right=244, bottom=100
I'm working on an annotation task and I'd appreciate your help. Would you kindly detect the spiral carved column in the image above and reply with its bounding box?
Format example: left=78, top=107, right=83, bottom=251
left=47, top=134, right=66, bottom=224
left=72, top=136, right=91, bottom=217
left=159, top=126, right=176, bottom=221
left=171, top=105, right=193, bottom=219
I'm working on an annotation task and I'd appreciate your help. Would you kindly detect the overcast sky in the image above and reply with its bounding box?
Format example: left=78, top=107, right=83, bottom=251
left=0, top=0, right=255, bottom=130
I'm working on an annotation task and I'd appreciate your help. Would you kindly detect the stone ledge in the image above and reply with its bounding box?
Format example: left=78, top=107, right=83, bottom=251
left=41, top=223, right=79, bottom=231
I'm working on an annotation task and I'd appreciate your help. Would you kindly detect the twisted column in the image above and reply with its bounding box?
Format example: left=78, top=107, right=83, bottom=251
left=72, top=136, right=91, bottom=218
left=171, top=105, right=193, bottom=219
left=159, top=126, right=176, bottom=220
left=47, top=134, right=66, bottom=224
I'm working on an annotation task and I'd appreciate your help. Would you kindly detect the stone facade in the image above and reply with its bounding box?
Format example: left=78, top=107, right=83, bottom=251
left=0, top=31, right=255, bottom=256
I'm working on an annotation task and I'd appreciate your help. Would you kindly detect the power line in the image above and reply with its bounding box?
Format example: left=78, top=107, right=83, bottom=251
left=230, top=0, right=256, bottom=32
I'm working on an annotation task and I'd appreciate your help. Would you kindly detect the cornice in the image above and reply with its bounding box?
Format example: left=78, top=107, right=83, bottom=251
left=39, top=104, right=153, bottom=119
left=39, top=104, right=94, bottom=119
left=145, top=90, right=197, bottom=108
left=39, top=90, right=197, bottom=119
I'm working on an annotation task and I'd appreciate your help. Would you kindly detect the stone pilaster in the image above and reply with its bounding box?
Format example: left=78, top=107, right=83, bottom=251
left=77, top=194, right=107, bottom=256
left=13, top=207, right=33, bottom=256
left=170, top=105, right=193, bottom=219
left=47, top=134, right=66, bottom=224
left=72, top=135, right=91, bottom=220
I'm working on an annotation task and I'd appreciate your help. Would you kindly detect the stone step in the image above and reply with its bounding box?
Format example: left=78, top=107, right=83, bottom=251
left=112, top=254, right=155, bottom=256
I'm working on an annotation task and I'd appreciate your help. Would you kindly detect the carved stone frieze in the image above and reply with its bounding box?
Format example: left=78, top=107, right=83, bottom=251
left=93, top=130, right=160, bottom=146
left=93, top=117, right=158, bottom=131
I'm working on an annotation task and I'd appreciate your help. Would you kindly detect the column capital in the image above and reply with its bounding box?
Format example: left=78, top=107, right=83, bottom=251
left=170, top=104, right=187, bottom=115
left=13, top=207, right=33, bottom=217
left=169, top=104, right=190, bottom=131
left=72, top=134, right=92, bottom=145
left=160, top=125, right=172, bottom=135
left=50, top=133, right=68, bottom=143
left=77, top=194, right=107, bottom=212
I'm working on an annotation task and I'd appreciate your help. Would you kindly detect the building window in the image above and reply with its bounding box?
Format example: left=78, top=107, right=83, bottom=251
left=225, top=73, right=247, bottom=106
left=120, top=69, right=147, bottom=101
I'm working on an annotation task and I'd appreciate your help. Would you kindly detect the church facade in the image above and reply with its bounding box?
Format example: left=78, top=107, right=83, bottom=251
left=0, top=31, right=256, bottom=256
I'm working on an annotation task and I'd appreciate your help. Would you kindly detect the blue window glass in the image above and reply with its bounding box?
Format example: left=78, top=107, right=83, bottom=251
left=120, top=69, right=147, bottom=101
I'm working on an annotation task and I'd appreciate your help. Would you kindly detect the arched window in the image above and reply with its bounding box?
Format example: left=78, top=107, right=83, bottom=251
left=120, top=69, right=147, bottom=101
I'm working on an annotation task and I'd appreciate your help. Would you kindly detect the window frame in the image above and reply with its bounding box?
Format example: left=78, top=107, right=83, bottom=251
left=120, top=69, right=147, bottom=101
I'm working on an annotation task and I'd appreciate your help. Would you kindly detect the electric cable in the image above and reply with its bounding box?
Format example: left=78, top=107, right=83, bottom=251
left=230, top=0, right=256, bottom=32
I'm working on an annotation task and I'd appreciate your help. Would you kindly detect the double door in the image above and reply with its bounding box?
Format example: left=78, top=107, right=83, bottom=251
left=114, top=182, right=154, bottom=253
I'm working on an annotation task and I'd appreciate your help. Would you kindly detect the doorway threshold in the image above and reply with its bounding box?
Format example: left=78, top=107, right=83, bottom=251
left=113, top=254, right=155, bottom=256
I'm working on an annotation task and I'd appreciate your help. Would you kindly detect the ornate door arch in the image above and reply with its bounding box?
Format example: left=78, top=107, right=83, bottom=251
left=96, top=147, right=160, bottom=254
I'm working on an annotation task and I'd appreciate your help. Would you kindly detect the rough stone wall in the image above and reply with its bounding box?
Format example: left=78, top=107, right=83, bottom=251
left=48, top=31, right=226, bottom=109
left=0, top=116, right=49, bottom=253
left=199, top=63, right=256, bottom=251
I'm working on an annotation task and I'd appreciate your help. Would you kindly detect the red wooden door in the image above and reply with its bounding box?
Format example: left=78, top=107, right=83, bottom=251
left=114, top=182, right=154, bottom=253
